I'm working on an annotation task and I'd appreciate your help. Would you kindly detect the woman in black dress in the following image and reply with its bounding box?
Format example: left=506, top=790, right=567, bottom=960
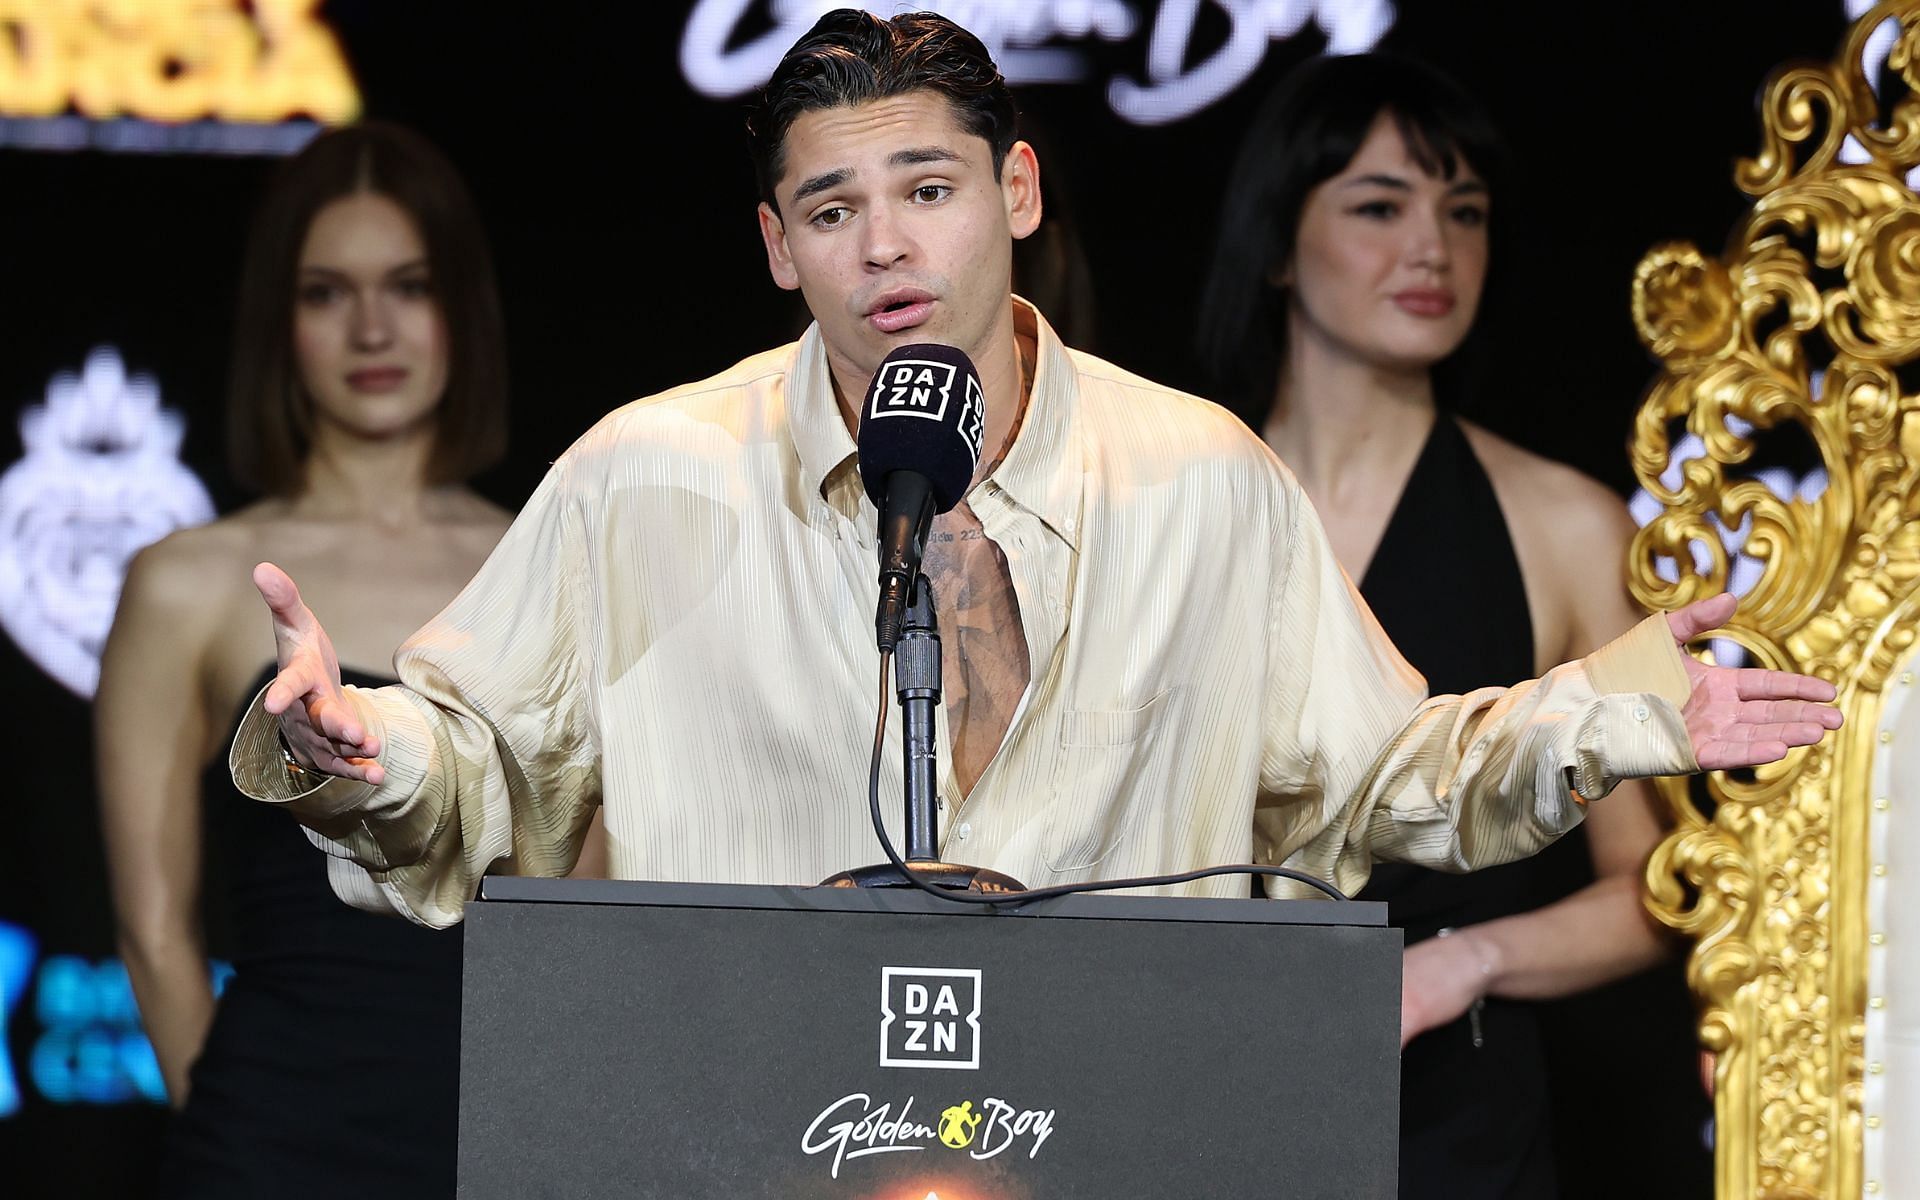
left=1198, top=56, right=1700, bottom=1197
left=96, top=123, right=523, bottom=1196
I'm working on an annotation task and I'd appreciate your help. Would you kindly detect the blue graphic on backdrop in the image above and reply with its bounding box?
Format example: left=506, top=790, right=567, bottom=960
left=0, top=922, right=36, bottom=1117
left=33, top=955, right=165, bottom=1105
left=0, top=920, right=231, bottom=1114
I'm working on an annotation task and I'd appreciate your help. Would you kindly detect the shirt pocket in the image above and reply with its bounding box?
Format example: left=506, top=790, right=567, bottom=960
left=1041, top=690, right=1170, bottom=872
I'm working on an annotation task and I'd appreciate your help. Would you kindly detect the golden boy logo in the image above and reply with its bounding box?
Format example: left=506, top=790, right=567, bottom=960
left=937, top=1100, right=982, bottom=1148
left=800, top=1092, right=1057, bottom=1180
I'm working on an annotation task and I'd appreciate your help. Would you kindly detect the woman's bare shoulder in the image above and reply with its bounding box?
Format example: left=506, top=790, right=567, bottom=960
left=1458, top=421, right=1633, bottom=544
left=122, top=504, right=322, bottom=640
left=1460, top=420, right=1648, bottom=658
left=107, top=513, right=280, bottom=696
left=131, top=508, right=272, bottom=593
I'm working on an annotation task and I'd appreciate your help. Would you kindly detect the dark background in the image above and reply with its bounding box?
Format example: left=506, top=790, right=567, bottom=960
left=0, top=1, right=1851, bottom=1194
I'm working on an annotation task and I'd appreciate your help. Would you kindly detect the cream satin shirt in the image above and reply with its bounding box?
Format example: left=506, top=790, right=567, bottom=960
left=233, top=300, right=1696, bottom=928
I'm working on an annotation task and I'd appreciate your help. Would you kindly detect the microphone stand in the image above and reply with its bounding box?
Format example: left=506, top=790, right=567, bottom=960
left=820, top=573, right=1026, bottom=894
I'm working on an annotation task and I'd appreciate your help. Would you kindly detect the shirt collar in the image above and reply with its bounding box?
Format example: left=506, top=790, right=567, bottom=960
left=787, top=322, right=859, bottom=513
left=786, top=296, right=1083, bottom=550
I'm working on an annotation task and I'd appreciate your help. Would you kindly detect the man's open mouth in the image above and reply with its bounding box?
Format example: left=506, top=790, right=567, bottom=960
left=867, top=292, right=936, bottom=333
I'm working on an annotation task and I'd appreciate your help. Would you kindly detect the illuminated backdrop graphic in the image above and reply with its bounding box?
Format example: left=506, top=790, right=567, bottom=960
left=0, top=347, right=214, bottom=698
left=0, top=0, right=358, bottom=154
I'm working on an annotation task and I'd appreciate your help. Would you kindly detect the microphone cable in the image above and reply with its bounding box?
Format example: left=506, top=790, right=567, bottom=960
left=862, top=653, right=1351, bottom=907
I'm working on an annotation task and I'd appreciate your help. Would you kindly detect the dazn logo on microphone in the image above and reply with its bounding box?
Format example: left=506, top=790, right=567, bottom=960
left=868, top=359, right=957, bottom=422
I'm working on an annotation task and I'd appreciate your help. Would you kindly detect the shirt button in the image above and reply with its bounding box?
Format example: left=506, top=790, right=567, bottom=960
left=957, top=822, right=973, bottom=841
left=1631, top=703, right=1651, bottom=722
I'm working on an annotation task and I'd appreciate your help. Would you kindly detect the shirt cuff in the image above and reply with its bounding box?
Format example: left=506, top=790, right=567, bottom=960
left=1585, top=612, right=1691, bottom=708
left=1570, top=611, right=1700, bottom=790
left=1567, top=689, right=1699, bottom=798
left=228, top=682, right=433, bottom=827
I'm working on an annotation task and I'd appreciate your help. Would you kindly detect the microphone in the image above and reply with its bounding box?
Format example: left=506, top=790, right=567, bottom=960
left=858, top=344, right=985, bottom=651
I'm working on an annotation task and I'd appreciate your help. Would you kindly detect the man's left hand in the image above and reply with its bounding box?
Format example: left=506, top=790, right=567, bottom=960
left=1666, top=593, right=1843, bottom=771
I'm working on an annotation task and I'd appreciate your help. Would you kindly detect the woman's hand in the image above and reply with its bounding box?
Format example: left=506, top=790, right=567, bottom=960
left=1401, top=928, right=1498, bottom=1048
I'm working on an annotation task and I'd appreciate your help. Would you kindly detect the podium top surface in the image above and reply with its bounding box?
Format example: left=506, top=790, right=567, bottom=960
left=478, top=875, right=1387, bottom=927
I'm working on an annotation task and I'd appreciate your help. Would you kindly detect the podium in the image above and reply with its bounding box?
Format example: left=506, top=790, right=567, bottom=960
left=458, top=876, right=1400, bottom=1198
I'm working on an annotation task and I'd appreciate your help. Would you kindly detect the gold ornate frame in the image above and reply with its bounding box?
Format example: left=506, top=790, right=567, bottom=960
left=1628, top=3, right=1920, bottom=1196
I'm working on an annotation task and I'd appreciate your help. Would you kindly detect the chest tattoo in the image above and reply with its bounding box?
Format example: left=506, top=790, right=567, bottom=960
left=920, top=502, right=1030, bottom=798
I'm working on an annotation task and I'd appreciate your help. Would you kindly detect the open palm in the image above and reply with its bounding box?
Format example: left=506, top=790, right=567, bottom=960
left=1667, top=594, right=1841, bottom=771
left=254, top=561, right=386, bottom=785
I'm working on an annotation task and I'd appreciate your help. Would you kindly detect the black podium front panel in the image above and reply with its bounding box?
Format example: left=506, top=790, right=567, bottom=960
left=460, top=878, right=1399, bottom=1199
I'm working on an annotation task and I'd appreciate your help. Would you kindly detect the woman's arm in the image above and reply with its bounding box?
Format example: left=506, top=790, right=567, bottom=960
left=1400, top=792, right=1671, bottom=1042
left=95, top=539, right=222, bottom=1106
left=1400, top=475, right=1677, bottom=1045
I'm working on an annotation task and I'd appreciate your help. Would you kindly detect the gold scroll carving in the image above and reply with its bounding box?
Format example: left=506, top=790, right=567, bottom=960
left=1629, top=3, right=1920, bottom=1196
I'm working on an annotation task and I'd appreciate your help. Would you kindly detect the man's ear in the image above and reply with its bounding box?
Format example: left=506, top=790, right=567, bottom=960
left=758, top=201, right=800, bottom=291
left=1003, top=141, right=1042, bottom=241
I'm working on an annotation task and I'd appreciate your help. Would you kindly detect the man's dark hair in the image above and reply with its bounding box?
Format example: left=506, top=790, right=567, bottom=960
left=228, top=121, right=508, bottom=496
left=1194, top=53, right=1509, bottom=427
left=746, top=9, right=1019, bottom=212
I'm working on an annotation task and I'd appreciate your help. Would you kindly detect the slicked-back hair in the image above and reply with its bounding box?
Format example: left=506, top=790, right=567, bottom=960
left=1195, top=54, right=1509, bottom=427
left=227, top=121, right=508, bottom=497
left=746, top=9, right=1018, bottom=212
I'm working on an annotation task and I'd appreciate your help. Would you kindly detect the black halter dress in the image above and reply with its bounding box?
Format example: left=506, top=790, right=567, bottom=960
left=1355, top=417, right=1581, bottom=1198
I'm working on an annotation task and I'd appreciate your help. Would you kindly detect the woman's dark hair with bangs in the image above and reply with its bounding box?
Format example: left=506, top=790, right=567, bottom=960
left=227, top=121, right=507, bottom=496
left=1195, top=53, right=1509, bottom=427
left=746, top=9, right=1018, bottom=211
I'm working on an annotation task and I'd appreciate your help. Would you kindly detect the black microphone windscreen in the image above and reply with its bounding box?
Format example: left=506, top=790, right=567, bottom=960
left=857, top=343, right=985, bottom=513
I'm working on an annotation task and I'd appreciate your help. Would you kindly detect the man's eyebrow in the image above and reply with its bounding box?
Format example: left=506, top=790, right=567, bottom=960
left=787, top=146, right=969, bottom=207
left=791, top=167, right=853, bottom=206
left=889, top=144, right=966, bottom=168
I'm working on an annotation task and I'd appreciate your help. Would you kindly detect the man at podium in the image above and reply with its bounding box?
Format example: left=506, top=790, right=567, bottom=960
left=227, top=10, right=1839, bottom=929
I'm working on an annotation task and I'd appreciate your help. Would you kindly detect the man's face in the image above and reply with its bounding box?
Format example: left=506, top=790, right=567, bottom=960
left=758, top=91, right=1038, bottom=386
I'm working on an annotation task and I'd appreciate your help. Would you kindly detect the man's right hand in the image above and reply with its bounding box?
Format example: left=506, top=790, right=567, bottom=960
left=253, top=562, right=386, bottom=786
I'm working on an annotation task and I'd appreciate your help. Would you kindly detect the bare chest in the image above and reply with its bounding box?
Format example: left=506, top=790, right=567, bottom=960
left=920, top=505, right=1031, bottom=796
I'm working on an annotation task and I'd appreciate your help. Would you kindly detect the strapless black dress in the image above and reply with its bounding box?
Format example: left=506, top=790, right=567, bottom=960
left=156, top=666, right=463, bottom=1198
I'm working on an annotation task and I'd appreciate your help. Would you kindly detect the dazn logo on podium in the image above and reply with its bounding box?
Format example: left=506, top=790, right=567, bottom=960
left=880, top=967, right=982, bottom=1071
